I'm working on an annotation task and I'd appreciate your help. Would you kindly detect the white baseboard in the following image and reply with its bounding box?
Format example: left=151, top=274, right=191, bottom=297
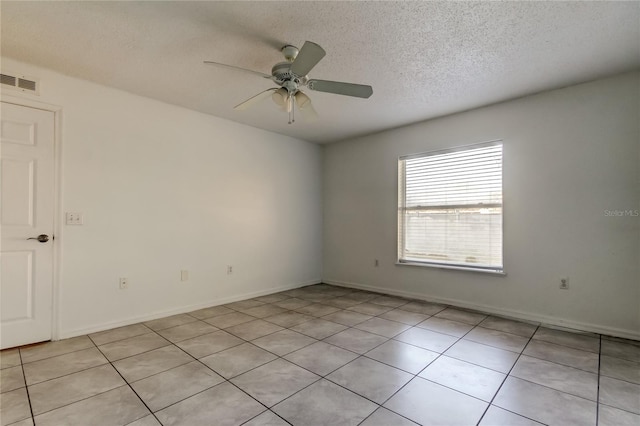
left=58, top=278, right=321, bottom=340
left=324, top=279, right=640, bottom=341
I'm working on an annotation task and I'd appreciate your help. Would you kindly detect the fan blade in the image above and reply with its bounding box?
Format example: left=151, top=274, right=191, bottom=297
left=204, top=61, right=272, bottom=79
left=307, top=79, right=373, bottom=98
left=295, top=91, right=318, bottom=121
left=234, top=88, right=279, bottom=111
left=290, top=41, right=326, bottom=76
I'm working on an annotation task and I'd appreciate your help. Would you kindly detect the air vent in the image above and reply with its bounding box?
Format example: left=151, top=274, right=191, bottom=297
left=1, top=72, right=39, bottom=95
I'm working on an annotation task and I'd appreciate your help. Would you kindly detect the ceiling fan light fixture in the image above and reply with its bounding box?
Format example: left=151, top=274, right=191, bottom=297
left=272, top=88, right=288, bottom=107
left=294, top=91, right=311, bottom=109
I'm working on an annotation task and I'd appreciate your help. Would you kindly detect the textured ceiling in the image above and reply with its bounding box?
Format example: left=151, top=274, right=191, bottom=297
left=2, top=1, right=639, bottom=143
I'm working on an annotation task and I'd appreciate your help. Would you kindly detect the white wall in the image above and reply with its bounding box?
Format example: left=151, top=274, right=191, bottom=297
left=323, top=72, right=640, bottom=339
left=2, top=58, right=323, bottom=338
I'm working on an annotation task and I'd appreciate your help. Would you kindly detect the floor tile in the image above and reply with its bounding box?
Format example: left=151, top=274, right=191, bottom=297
left=29, top=364, right=125, bottom=415
left=226, top=319, right=284, bottom=340
left=20, top=336, right=94, bottom=364
left=295, top=303, right=341, bottom=317
left=511, top=355, right=597, bottom=400
left=156, top=321, right=218, bottom=343
left=321, top=310, right=372, bottom=326
left=252, top=293, right=290, bottom=304
left=600, top=355, right=640, bottom=384
left=479, top=316, right=538, bottom=338
left=493, top=376, right=596, bottom=425
left=354, top=317, right=411, bottom=338
left=273, top=379, right=377, bottom=426
left=224, top=299, right=266, bottom=311
left=347, top=302, right=393, bottom=316
left=369, top=295, right=409, bottom=308
left=188, top=305, right=234, bottom=320
left=243, top=410, right=289, bottom=426
left=274, top=298, right=312, bottom=310
left=242, top=304, right=288, bottom=319
left=479, top=405, right=543, bottom=425
left=0, top=387, right=31, bottom=426
left=379, top=309, right=428, bottom=326
left=200, top=342, right=277, bottom=379
left=599, top=376, right=640, bottom=414
left=394, top=327, right=458, bottom=353
left=324, top=297, right=363, bottom=309
left=98, top=332, right=170, bottom=362
left=0, top=365, right=25, bottom=393
left=4, top=417, right=33, bottom=426
left=23, top=347, right=107, bottom=385
left=297, top=294, right=333, bottom=304
left=532, top=327, right=599, bottom=353
left=384, top=377, right=488, bottom=425
left=417, top=317, right=473, bottom=337
left=445, top=340, right=519, bottom=373
left=263, top=312, right=313, bottom=328
left=89, top=323, right=151, bottom=346
left=601, top=339, right=640, bottom=363
left=284, top=341, right=359, bottom=376
left=231, top=359, right=319, bottom=407
left=523, top=339, right=598, bottom=373
left=360, top=407, right=418, bottom=426
left=290, top=318, right=347, bottom=339
left=464, top=327, right=529, bottom=352
left=156, top=382, right=264, bottom=425
left=346, top=291, right=379, bottom=302
left=143, top=314, right=197, bottom=331
left=435, top=308, right=487, bottom=325
left=365, top=340, right=438, bottom=374
left=324, top=328, right=388, bottom=354
left=252, top=329, right=317, bottom=356
left=113, top=345, right=192, bottom=382
left=176, top=330, right=243, bottom=358
left=204, top=311, right=255, bottom=329
left=131, top=361, right=223, bottom=411
left=0, top=349, right=21, bottom=370
left=327, top=357, right=412, bottom=403
left=399, top=301, right=446, bottom=316
left=127, top=415, right=162, bottom=426
left=420, top=356, right=505, bottom=402
left=598, top=404, right=640, bottom=426
left=34, top=385, right=149, bottom=426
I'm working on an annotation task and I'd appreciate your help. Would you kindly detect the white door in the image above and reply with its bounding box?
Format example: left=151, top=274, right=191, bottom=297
left=1, top=102, right=55, bottom=349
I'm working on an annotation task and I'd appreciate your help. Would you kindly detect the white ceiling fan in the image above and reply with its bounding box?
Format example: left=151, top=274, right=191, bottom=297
left=204, top=41, right=373, bottom=124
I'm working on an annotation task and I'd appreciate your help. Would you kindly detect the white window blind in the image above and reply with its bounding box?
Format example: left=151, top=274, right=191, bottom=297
left=398, top=141, right=503, bottom=272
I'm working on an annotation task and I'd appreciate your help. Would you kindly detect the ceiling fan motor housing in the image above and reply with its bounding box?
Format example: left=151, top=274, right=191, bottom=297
left=271, top=62, right=308, bottom=88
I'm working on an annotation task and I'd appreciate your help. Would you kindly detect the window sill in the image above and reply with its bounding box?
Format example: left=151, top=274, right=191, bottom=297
left=396, top=261, right=506, bottom=276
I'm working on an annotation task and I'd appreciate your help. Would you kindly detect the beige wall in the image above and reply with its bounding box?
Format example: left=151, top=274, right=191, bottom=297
left=2, top=57, right=323, bottom=338
left=323, top=72, right=640, bottom=339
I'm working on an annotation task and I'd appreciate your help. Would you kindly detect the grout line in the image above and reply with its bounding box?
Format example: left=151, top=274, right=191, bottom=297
left=475, top=324, right=541, bottom=426
left=89, top=335, right=164, bottom=426
left=17, top=349, right=36, bottom=425
left=596, top=334, right=602, bottom=426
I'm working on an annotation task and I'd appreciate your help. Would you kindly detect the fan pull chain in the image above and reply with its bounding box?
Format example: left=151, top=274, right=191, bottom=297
left=288, top=93, right=295, bottom=124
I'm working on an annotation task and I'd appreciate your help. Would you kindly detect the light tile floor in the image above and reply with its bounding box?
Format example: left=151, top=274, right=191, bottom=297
left=1, top=284, right=639, bottom=426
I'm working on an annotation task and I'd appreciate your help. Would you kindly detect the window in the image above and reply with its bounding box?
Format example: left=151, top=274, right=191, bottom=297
left=398, top=141, right=503, bottom=273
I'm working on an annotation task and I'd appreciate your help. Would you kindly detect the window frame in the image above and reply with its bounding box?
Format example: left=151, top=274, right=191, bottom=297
left=397, top=140, right=505, bottom=274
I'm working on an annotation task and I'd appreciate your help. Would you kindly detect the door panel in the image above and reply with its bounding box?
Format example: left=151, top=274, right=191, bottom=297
left=1, top=102, right=55, bottom=349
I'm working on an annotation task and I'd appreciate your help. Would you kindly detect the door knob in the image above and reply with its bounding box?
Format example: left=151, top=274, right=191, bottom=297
left=27, top=234, right=49, bottom=243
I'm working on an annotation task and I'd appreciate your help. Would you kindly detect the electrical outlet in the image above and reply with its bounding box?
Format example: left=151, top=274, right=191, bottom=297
left=374, top=259, right=379, bottom=267
left=559, top=277, right=569, bottom=290
left=66, top=212, right=83, bottom=225
left=119, top=277, right=128, bottom=290
left=227, top=265, right=233, bottom=275
left=181, top=270, right=189, bottom=282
